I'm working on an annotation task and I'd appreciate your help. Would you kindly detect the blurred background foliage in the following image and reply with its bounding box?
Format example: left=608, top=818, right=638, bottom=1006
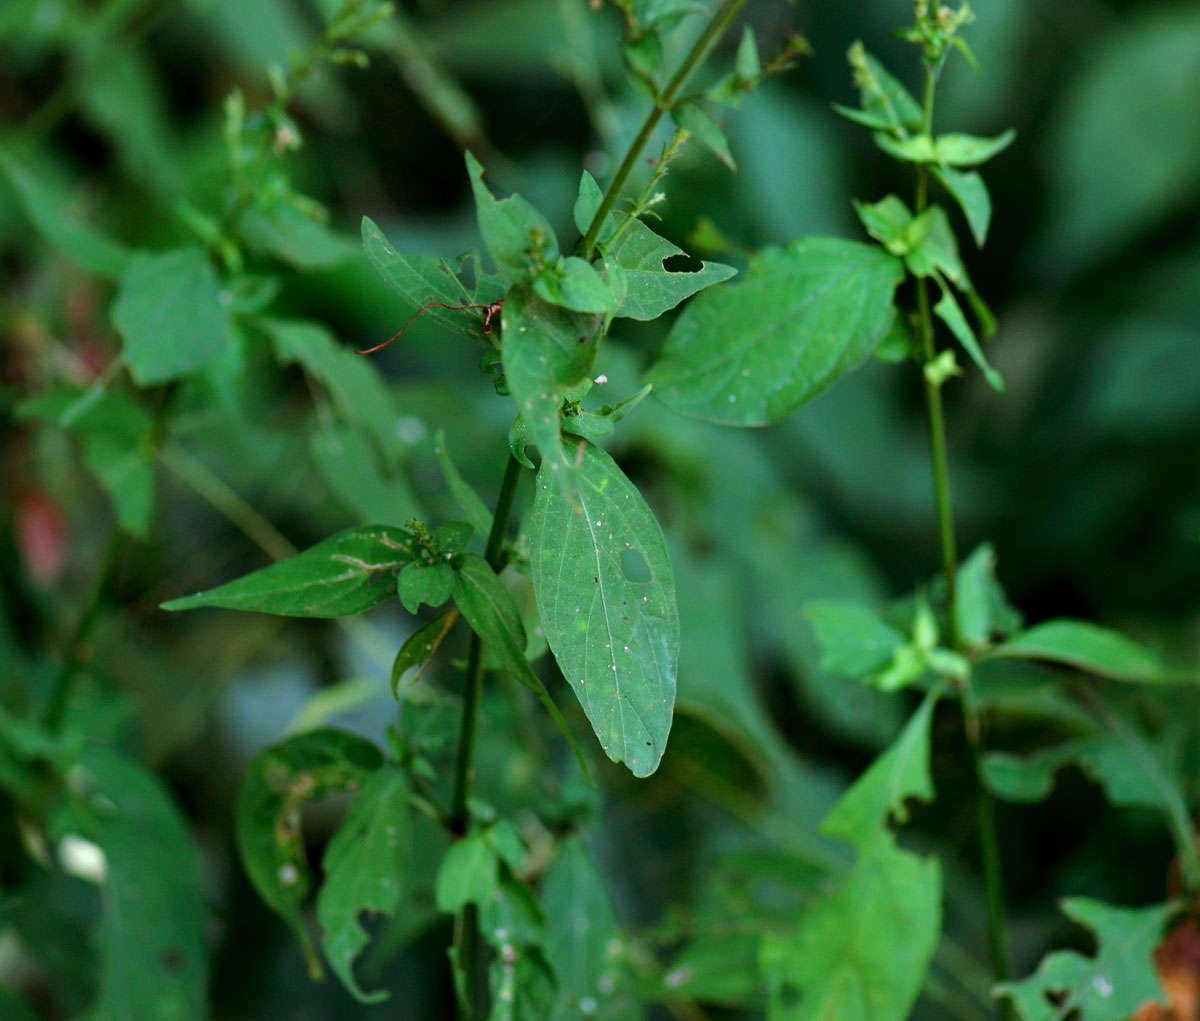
left=2, top=0, right=1199, bottom=1017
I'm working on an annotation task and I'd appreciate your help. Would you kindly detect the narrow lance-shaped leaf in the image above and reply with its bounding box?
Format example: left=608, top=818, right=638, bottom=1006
left=996, top=899, right=1177, bottom=1021
left=528, top=438, right=678, bottom=778
left=163, top=525, right=417, bottom=617
left=236, top=729, right=383, bottom=977
left=573, top=171, right=736, bottom=322
left=935, top=129, right=1016, bottom=167
left=932, top=166, right=992, bottom=247
left=648, top=237, right=904, bottom=425
left=986, top=618, right=1191, bottom=684
left=391, top=608, right=460, bottom=697
left=933, top=278, right=1004, bottom=391
left=316, top=765, right=411, bottom=1004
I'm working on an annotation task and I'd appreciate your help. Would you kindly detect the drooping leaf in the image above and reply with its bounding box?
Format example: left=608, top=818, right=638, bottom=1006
left=934, top=129, right=1016, bottom=166
left=803, top=601, right=905, bottom=680
left=647, top=238, right=904, bottom=426
left=541, top=837, right=644, bottom=1020
left=572, top=171, right=736, bottom=322
left=932, top=166, right=992, bottom=247
left=236, top=729, right=383, bottom=975
left=60, top=746, right=209, bottom=1020
left=933, top=279, right=1004, bottom=391
left=987, top=619, right=1186, bottom=684
left=361, top=216, right=496, bottom=338
left=761, top=692, right=942, bottom=1021
left=0, top=149, right=132, bottom=279
left=391, top=608, right=460, bottom=696
left=996, top=899, right=1177, bottom=1021
left=500, top=284, right=601, bottom=487
left=672, top=101, right=737, bottom=170
left=316, top=765, right=410, bottom=1003
left=111, top=247, right=237, bottom=385
left=528, top=438, right=678, bottom=777
left=954, top=543, right=1021, bottom=648
left=163, top=525, right=417, bottom=616
left=466, top=150, right=558, bottom=278
left=265, top=317, right=402, bottom=465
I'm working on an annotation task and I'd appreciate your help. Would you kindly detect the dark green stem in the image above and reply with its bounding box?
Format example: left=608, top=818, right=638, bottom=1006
left=447, top=452, right=523, bottom=1021
left=578, top=0, right=748, bottom=257
left=913, top=68, right=1011, bottom=1008
left=43, top=530, right=123, bottom=731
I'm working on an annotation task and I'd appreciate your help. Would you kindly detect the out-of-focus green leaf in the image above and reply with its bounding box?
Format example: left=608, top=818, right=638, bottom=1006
left=904, top=207, right=967, bottom=288
left=761, top=692, right=941, bottom=1020
left=672, top=101, right=736, bottom=170
left=987, top=619, right=1186, bottom=684
left=163, top=525, right=416, bottom=616
left=934, top=129, right=1015, bottom=166
left=803, top=600, right=905, bottom=680
left=0, top=150, right=131, bottom=279
left=316, top=765, right=410, bottom=1003
left=648, top=238, right=904, bottom=426
left=310, top=423, right=421, bottom=526
left=853, top=195, right=913, bottom=252
left=932, top=166, right=991, bottom=246
left=235, top=729, right=382, bottom=975
left=846, top=43, right=922, bottom=133
left=240, top=203, right=357, bottom=271
left=265, top=317, right=402, bottom=464
left=954, top=543, right=1021, bottom=648
left=933, top=281, right=1003, bottom=391
left=573, top=172, right=736, bottom=322
left=391, top=609, right=459, bottom=696
left=996, top=899, right=1176, bottom=1021
left=434, top=429, right=493, bottom=537
left=541, top=837, right=643, bottom=1020
left=111, top=247, right=236, bottom=385
left=57, top=746, right=208, bottom=1020
left=435, top=830, right=499, bottom=912
left=500, top=285, right=600, bottom=487
left=529, top=438, right=677, bottom=777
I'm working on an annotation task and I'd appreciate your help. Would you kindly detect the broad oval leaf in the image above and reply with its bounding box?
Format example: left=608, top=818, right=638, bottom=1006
left=162, top=525, right=417, bottom=617
left=111, top=247, right=236, bottom=385
left=986, top=618, right=1190, bottom=684
left=528, top=438, right=678, bottom=777
left=236, top=728, right=383, bottom=976
left=316, top=765, right=411, bottom=1004
left=647, top=238, right=904, bottom=426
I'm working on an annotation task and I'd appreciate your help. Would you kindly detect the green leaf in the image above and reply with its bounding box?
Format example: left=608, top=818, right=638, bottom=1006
left=672, top=101, right=737, bottom=170
left=529, top=438, right=678, bottom=777
left=762, top=693, right=942, bottom=1020
left=0, top=150, right=132, bottom=279
left=736, top=25, right=761, bottom=80
left=933, top=280, right=1004, bottom=391
left=852, top=195, right=914, bottom=252
left=361, top=217, right=493, bottom=338
left=996, top=899, right=1176, bottom=1021
left=932, top=166, right=992, bottom=247
left=572, top=171, right=736, bottom=322
left=541, top=837, right=643, bottom=1020
left=310, top=423, right=421, bottom=527
left=954, top=543, right=1021, bottom=648
left=111, top=247, right=236, bottom=385
left=987, top=619, right=1186, bottom=684
left=803, top=601, right=905, bottom=680
left=163, top=525, right=417, bottom=616
left=466, top=151, right=558, bottom=278
left=904, top=206, right=968, bottom=289
left=847, top=43, right=923, bottom=134
left=500, top=284, right=600, bottom=488
left=239, top=202, right=357, bottom=271
left=648, top=237, right=904, bottom=426
left=316, top=765, right=410, bottom=1003
left=873, top=132, right=938, bottom=163
left=436, top=830, right=500, bottom=912
left=62, top=746, right=208, bottom=1020
left=391, top=608, right=460, bottom=696
left=935, top=129, right=1016, bottom=167
left=236, top=729, right=382, bottom=976
left=434, top=429, right=493, bottom=537
left=533, top=256, right=617, bottom=314
left=398, top=561, right=455, bottom=613
left=265, top=317, right=402, bottom=464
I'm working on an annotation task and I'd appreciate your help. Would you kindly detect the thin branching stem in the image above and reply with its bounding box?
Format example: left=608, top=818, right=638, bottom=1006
left=578, top=0, right=748, bottom=258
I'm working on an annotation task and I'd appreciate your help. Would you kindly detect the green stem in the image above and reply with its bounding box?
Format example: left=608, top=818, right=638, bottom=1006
left=913, top=68, right=1011, bottom=1009
left=578, top=0, right=747, bottom=257
left=447, top=452, right=523, bottom=1021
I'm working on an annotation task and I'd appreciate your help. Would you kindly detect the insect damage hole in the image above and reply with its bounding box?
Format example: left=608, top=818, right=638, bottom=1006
left=662, top=252, right=703, bottom=273
left=620, top=547, right=652, bottom=583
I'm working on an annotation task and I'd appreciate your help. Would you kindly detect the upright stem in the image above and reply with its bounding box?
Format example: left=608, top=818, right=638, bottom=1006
left=447, top=452, right=522, bottom=1021
left=578, top=0, right=748, bottom=257
left=913, top=68, right=1011, bottom=1006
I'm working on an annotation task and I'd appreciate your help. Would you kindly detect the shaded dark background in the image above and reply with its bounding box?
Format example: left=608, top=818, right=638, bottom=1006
left=2, top=0, right=1199, bottom=1016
